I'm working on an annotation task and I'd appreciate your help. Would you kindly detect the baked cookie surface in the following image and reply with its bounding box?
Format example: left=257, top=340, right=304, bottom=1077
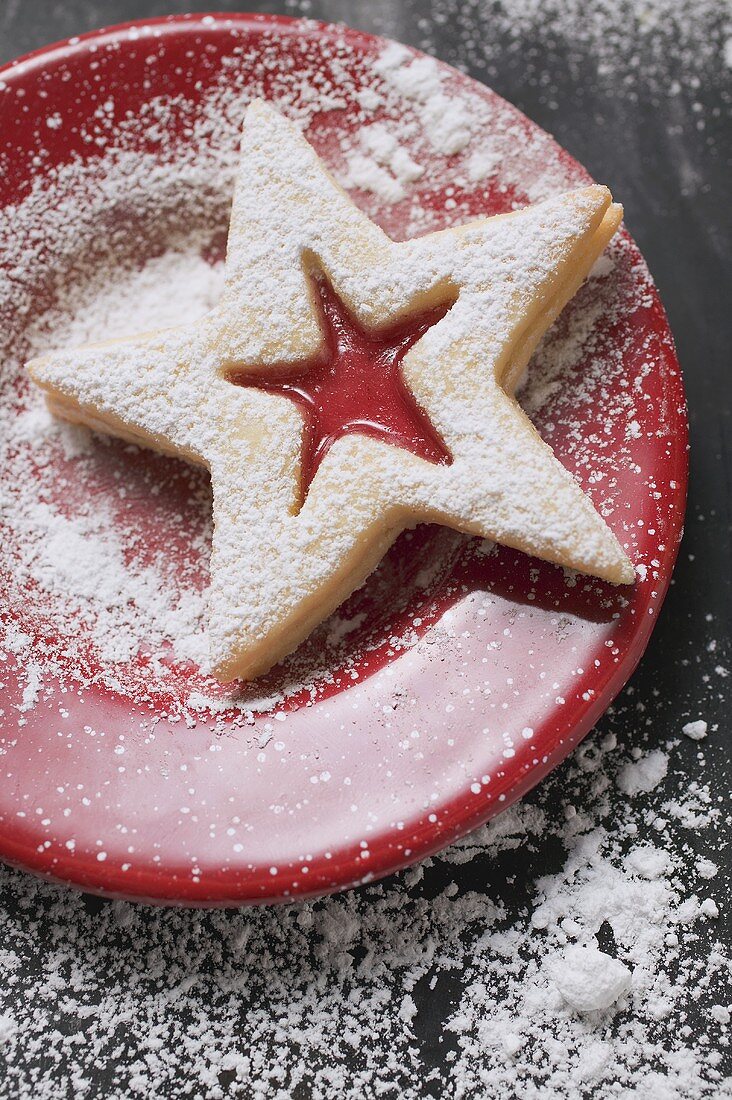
left=27, top=100, right=633, bottom=682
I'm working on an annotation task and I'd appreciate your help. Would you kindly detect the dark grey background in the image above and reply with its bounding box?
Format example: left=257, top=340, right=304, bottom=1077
left=0, top=1, right=729, bottom=1095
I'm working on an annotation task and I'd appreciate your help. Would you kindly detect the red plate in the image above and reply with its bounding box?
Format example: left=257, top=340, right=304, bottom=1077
left=0, top=14, right=687, bottom=904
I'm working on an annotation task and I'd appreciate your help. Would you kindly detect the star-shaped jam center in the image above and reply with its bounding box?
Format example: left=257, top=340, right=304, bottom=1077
left=228, top=275, right=453, bottom=508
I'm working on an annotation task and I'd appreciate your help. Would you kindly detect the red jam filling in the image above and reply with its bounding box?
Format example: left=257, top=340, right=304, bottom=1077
left=229, top=275, right=453, bottom=505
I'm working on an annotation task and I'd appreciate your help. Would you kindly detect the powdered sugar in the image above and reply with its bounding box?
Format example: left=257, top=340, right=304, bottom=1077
left=345, top=121, right=425, bottom=201
left=548, top=944, right=632, bottom=1012
left=616, top=749, right=669, bottom=796
left=51, top=251, right=225, bottom=348
left=16, top=498, right=208, bottom=667
left=0, top=1013, right=17, bottom=1046
left=683, top=719, right=709, bottom=741
left=373, top=47, right=474, bottom=155
left=4, top=250, right=224, bottom=677
left=17, top=662, right=42, bottom=714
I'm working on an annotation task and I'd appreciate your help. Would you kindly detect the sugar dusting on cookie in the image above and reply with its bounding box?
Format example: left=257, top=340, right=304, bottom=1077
left=0, top=34, right=663, bottom=718
left=26, top=98, right=633, bottom=682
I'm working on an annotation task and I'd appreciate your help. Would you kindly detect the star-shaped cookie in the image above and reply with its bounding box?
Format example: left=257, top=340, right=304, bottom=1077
left=27, top=100, right=634, bottom=682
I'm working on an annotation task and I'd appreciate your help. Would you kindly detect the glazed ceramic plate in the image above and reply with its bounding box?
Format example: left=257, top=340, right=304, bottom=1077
left=0, top=14, right=687, bottom=904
